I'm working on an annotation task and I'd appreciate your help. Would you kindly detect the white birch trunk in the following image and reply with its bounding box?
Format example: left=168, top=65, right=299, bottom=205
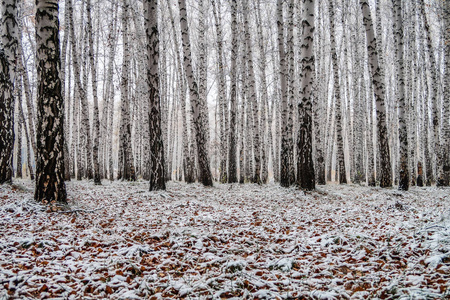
left=297, top=0, right=315, bottom=190
left=34, top=0, right=67, bottom=204
left=394, top=0, right=408, bottom=190
left=178, top=0, right=213, bottom=186
left=359, top=0, right=392, bottom=188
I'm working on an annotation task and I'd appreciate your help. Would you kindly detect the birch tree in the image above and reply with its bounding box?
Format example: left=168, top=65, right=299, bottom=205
left=359, top=0, right=392, bottom=188
left=179, top=0, right=213, bottom=186
left=119, top=0, right=136, bottom=181
left=227, top=0, right=238, bottom=183
left=211, top=0, right=228, bottom=183
left=393, top=0, right=408, bottom=190
left=297, top=0, right=315, bottom=190
left=87, top=0, right=101, bottom=185
left=443, top=0, right=450, bottom=185
left=0, top=49, right=13, bottom=184
left=146, top=0, right=165, bottom=190
left=329, top=0, right=346, bottom=184
left=34, top=0, right=67, bottom=204
left=243, top=0, right=261, bottom=184
left=277, top=0, right=291, bottom=187
left=0, top=0, right=19, bottom=184
left=419, top=1, right=442, bottom=186
left=255, top=0, right=269, bottom=183
left=197, top=0, right=210, bottom=149
left=67, top=0, right=91, bottom=180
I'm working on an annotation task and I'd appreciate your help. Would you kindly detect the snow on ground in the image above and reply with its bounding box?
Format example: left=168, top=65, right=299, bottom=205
left=0, top=179, right=449, bottom=299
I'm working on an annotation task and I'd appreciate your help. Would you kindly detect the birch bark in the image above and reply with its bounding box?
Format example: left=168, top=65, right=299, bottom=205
left=359, top=0, right=392, bottom=187
left=329, top=0, right=346, bottom=184
left=34, top=0, right=67, bottom=204
left=297, top=0, right=315, bottom=190
left=178, top=0, right=213, bottom=186
left=394, top=0, right=408, bottom=190
left=227, top=0, right=238, bottom=183
left=145, top=0, right=165, bottom=190
left=119, top=0, right=136, bottom=181
left=0, top=0, right=18, bottom=184
left=277, top=0, right=291, bottom=187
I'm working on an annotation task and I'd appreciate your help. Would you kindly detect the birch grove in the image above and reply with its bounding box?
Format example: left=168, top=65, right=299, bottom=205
left=0, top=0, right=448, bottom=192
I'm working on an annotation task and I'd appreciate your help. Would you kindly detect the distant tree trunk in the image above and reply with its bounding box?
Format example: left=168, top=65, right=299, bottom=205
left=17, top=21, right=37, bottom=178
left=119, top=0, right=136, bottom=181
left=406, top=0, right=418, bottom=186
left=351, top=15, right=364, bottom=184
left=227, top=0, right=238, bottom=184
left=166, top=0, right=192, bottom=183
left=359, top=0, right=392, bottom=188
left=211, top=0, right=228, bottom=183
left=16, top=98, right=23, bottom=178
left=255, top=0, right=269, bottom=183
left=366, top=65, right=376, bottom=186
left=87, top=0, right=101, bottom=185
left=297, top=0, right=315, bottom=190
left=422, top=74, right=433, bottom=187
left=277, top=0, right=291, bottom=187
left=286, top=0, right=295, bottom=185
left=105, top=0, right=118, bottom=181
left=60, top=0, right=70, bottom=182
left=35, top=0, right=67, bottom=204
left=313, top=0, right=326, bottom=185
left=442, top=0, right=450, bottom=185
left=329, top=0, right=346, bottom=184
left=239, top=86, right=246, bottom=184
left=394, top=0, right=408, bottom=190
left=17, top=89, right=34, bottom=179
left=197, top=0, right=210, bottom=151
left=179, top=0, right=213, bottom=186
left=67, top=0, right=89, bottom=180
left=243, top=0, right=261, bottom=184
left=0, top=0, right=18, bottom=184
left=419, top=1, right=442, bottom=186
left=146, top=0, right=165, bottom=190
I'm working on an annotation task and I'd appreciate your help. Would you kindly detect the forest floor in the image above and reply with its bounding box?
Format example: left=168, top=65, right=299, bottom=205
left=0, top=179, right=449, bottom=299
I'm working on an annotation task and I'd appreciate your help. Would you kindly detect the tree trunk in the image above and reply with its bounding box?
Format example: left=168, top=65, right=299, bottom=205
left=86, top=0, right=101, bottom=185
left=0, top=0, right=19, bottom=184
left=105, top=0, right=118, bottom=181
left=17, top=26, right=37, bottom=173
left=442, top=0, right=450, bottom=185
left=211, top=0, right=228, bottom=183
left=313, top=0, right=326, bottom=185
left=178, top=0, right=213, bottom=186
left=119, top=0, right=136, bottom=181
left=297, top=0, right=315, bottom=190
left=16, top=98, right=22, bottom=178
left=255, top=0, right=269, bottom=183
left=197, top=0, right=210, bottom=152
left=243, top=0, right=261, bottom=184
left=394, top=0, right=408, bottom=190
left=227, top=0, right=238, bottom=183
left=286, top=0, right=295, bottom=185
left=0, top=51, right=14, bottom=184
left=67, top=0, right=90, bottom=180
left=35, top=0, right=67, bottom=204
left=145, top=0, right=165, bottom=190
left=17, top=87, right=34, bottom=179
left=329, top=0, right=346, bottom=184
left=277, top=0, right=291, bottom=187
left=359, top=0, right=392, bottom=188
left=419, top=1, right=442, bottom=186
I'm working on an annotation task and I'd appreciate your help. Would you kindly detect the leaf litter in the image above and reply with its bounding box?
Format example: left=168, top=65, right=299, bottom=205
left=0, top=180, right=449, bottom=299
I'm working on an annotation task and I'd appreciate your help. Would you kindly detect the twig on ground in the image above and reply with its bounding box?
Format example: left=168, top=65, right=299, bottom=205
left=54, top=207, right=103, bottom=214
